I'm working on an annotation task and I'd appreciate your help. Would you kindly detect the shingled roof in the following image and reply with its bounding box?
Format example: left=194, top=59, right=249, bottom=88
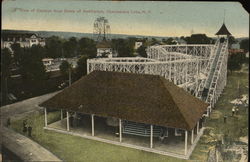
left=40, top=71, right=208, bottom=130
left=215, top=23, right=232, bottom=35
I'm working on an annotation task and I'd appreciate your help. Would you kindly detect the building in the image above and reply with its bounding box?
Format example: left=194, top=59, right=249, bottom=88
left=42, top=58, right=54, bottom=66
left=134, top=41, right=143, bottom=50
left=231, top=43, right=240, bottom=49
left=1, top=32, right=46, bottom=50
left=40, top=71, right=208, bottom=159
left=215, top=23, right=232, bottom=37
left=229, top=43, right=244, bottom=54
left=228, top=49, right=244, bottom=54
left=96, top=40, right=117, bottom=58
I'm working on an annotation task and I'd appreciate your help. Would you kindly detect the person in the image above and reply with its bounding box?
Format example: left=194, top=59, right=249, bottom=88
left=22, top=119, right=28, bottom=133
left=6, top=118, right=11, bottom=127
left=232, top=107, right=235, bottom=116
left=28, top=125, right=32, bottom=137
left=159, top=130, right=166, bottom=142
left=223, top=115, right=227, bottom=123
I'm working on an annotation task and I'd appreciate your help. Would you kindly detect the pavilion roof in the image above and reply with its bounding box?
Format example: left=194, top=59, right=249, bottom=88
left=40, top=71, right=208, bottom=130
left=215, top=23, right=232, bottom=35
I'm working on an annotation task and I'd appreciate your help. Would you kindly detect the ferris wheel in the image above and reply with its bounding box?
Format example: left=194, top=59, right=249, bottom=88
left=93, top=17, right=111, bottom=42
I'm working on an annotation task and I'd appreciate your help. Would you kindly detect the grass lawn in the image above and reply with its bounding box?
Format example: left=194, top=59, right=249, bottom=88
left=191, top=70, right=249, bottom=161
left=10, top=71, right=248, bottom=162
left=10, top=111, right=185, bottom=162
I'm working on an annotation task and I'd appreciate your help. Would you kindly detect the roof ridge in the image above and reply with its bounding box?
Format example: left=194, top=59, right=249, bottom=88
left=159, top=77, right=191, bottom=130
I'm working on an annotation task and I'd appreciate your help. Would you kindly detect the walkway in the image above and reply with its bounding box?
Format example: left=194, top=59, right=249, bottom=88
left=0, top=92, right=62, bottom=162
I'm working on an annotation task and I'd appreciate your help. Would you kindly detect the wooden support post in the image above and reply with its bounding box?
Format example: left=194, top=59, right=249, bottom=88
left=61, top=109, right=63, bottom=120
left=191, top=129, right=194, bottom=144
left=197, top=121, right=199, bottom=134
left=66, top=111, right=69, bottom=131
left=119, top=119, right=122, bottom=142
left=150, top=125, right=153, bottom=148
left=44, top=108, right=47, bottom=127
left=87, top=59, right=89, bottom=74
left=91, top=114, right=94, bottom=136
left=185, top=130, right=188, bottom=155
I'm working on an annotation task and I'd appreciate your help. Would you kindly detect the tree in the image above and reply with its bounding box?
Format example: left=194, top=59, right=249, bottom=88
left=30, top=44, right=46, bottom=59
left=1, top=48, right=12, bottom=104
left=19, top=46, right=46, bottom=82
left=228, top=36, right=237, bottom=48
left=76, top=55, right=88, bottom=79
left=11, top=43, right=24, bottom=65
left=185, top=34, right=213, bottom=44
left=137, top=45, right=147, bottom=57
left=78, top=38, right=96, bottom=58
left=227, top=52, right=246, bottom=73
left=60, top=60, right=70, bottom=77
left=1, top=48, right=12, bottom=78
left=45, top=36, right=64, bottom=58
left=63, top=37, right=78, bottom=58
left=151, top=38, right=158, bottom=45
left=165, top=38, right=177, bottom=45
left=240, top=39, right=249, bottom=52
left=111, top=38, right=134, bottom=57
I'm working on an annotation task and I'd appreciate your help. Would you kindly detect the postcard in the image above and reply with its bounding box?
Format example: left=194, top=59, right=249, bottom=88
left=1, top=0, right=249, bottom=161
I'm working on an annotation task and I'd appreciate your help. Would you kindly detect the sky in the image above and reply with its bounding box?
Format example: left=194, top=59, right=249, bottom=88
left=2, top=0, right=249, bottom=38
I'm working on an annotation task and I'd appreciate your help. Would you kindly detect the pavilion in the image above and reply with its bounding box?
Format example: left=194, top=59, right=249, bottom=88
left=40, top=71, right=208, bottom=159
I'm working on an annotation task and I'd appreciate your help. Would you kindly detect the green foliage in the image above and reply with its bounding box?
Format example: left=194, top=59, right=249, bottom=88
left=18, top=45, right=46, bottom=82
left=1, top=48, right=12, bottom=78
left=163, top=38, right=177, bottom=45
left=184, top=34, right=213, bottom=44
left=1, top=48, right=12, bottom=104
left=59, top=60, right=70, bottom=77
left=78, top=38, right=96, bottom=58
left=240, top=39, right=249, bottom=52
left=10, top=112, right=185, bottom=162
left=228, top=36, right=237, bottom=48
left=76, top=55, right=88, bottom=79
left=45, top=36, right=64, bottom=58
left=227, top=52, right=246, bottom=72
left=11, top=43, right=24, bottom=65
left=63, top=37, right=78, bottom=58
left=137, top=45, right=147, bottom=57
left=111, top=39, right=135, bottom=57
left=150, top=38, right=159, bottom=45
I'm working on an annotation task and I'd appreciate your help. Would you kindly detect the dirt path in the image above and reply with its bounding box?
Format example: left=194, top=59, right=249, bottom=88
left=0, top=91, right=62, bottom=162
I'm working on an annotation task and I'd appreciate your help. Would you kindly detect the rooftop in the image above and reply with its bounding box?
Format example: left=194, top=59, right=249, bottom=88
left=215, top=23, right=232, bottom=36
left=40, top=71, right=208, bottom=130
